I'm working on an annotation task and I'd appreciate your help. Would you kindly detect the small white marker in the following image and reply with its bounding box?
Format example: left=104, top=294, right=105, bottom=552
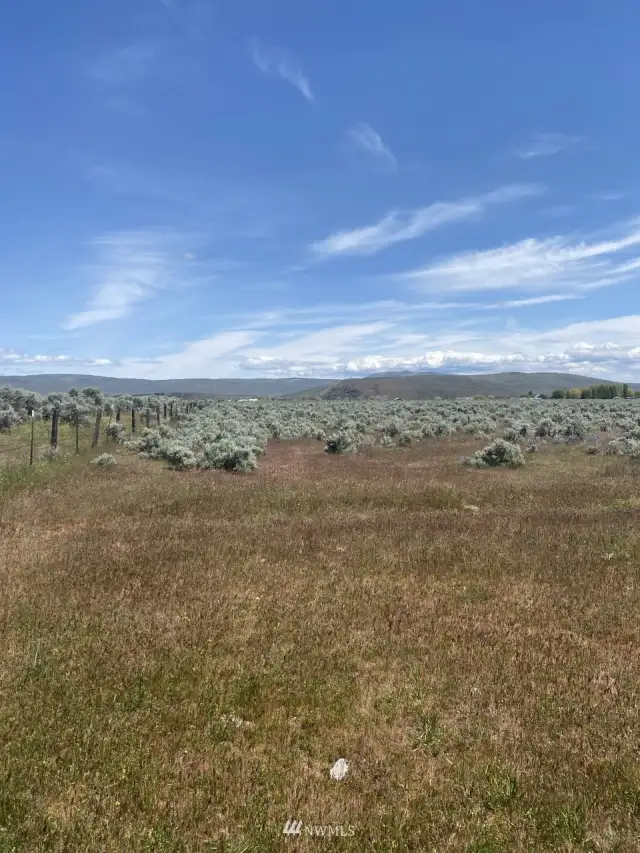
left=330, top=758, right=349, bottom=780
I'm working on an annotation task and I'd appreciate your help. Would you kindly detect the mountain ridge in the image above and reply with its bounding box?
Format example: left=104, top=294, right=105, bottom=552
left=291, top=371, right=637, bottom=400
left=0, top=371, right=636, bottom=399
left=0, top=374, right=328, bottom=397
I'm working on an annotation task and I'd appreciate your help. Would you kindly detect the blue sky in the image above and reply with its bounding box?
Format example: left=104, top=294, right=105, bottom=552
left=2, top=0, right=640, bottom=380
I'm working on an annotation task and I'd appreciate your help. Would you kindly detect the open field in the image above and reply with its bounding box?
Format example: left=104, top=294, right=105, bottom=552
left=2, top=438, right=640, bottom=851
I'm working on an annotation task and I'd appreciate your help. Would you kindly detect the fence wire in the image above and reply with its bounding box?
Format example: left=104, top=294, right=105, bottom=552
left=0, top=431, right=110, bottom=463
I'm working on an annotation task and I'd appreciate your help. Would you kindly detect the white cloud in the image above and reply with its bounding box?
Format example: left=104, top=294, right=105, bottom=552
left=66, top=281, right=150, bottom=330
left=0, top=348, right=112, bottom=370
left=13, top=307, right=640, bottom=381
left=243, top=322, right=388, bottom=361
left=348, top=123, right=397, bottom=171
left=591, top=191, right=624, bottom=202
left=90, top=43, right=160, bottom=86
left=117, top=331, right=259, bottom=379
left=491, top=294, right=581, bottom=308
left=403, top=224, right=640, bottom=294
left=239, top=323, right=391, bottom=375
left=311, top=184, right=542, bottom=258
left=271, top=323, right=389, bottom=356
left=234, top=315, right=640, bottom=380
left=515, top=132, right=582, bottom=159
left=64, top=229, right=197, bottom=330
left=250, top=40, right=313, bottom=102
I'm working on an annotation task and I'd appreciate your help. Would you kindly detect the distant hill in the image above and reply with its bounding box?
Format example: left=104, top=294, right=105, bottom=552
left=0, top=374, right=328, bottom=397
left=295, top=372, right=636, bottom=400
left=0, top=371, right=635, bottom=400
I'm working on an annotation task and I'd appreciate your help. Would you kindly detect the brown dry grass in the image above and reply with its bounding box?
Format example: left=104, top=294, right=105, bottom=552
left=1, top=438, right=640, bottom=852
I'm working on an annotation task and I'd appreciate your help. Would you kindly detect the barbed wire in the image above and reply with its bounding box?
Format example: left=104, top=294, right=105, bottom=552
left=0, top=434, right=107, bottom=459
left=0, top=444, right=30, bottom=455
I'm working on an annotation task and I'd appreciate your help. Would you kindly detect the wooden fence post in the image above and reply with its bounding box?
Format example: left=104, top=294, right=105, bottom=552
left=75, top=411, right=80, bottom=455
left=132, top=409, right=136, bottom=434
left=50, top=409, right=59, bottom=450
left=92, top=409, right=102, bottom=449
left=30, top=411, right=35, bottom=466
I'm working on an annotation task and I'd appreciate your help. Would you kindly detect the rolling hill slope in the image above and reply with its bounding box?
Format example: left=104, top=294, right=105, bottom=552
left=303, top=372, right=636, bottom=400
left=0, top=374, right=329, bottom=397
left=0, top=371, right=635, bottom=400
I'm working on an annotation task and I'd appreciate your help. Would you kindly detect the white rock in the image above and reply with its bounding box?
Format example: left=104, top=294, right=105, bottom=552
left=330, top=758, right=349, bottom=780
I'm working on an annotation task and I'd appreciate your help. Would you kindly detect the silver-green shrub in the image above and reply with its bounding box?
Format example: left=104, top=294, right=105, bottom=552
left=535, top=418, right=556, bottom=438
left=397, top=430, right=414, bottom=446
left=464, top=439, right=525, bottom=468
left=91, top=453, right=117, bottom=467
left=196, top=438, right=257, bottom=472
left=0, top=406, right=20, bottom=431
left=126, top=428, right=165, bottom=458
left=324, top=431, right=358, bottom=454
left=164, top=443, right=197, bottom=470
left=105, top=422, right=127, bottom=442
left=605, top=437, right=640, bottom=457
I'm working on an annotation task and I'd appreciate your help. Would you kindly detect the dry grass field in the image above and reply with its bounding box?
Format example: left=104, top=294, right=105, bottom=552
left=1, top=437, right=640, bottom=852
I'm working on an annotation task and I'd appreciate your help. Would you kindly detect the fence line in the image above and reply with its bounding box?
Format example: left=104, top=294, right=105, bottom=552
left=0, top=444, right=31, bottom=455
left=1, top=406, right=183, bottom=467
left=0, top=431, right=113, bottom=463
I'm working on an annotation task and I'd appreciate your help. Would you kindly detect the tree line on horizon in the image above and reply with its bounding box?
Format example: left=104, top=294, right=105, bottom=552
left=549, top=383, right=639, bottom=400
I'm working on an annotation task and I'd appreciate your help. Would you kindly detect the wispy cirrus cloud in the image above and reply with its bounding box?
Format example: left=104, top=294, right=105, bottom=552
left=250, top=39, right=313, bottom=102
left=64, top=229, right=198, bottom=330
left=311, top=184, right=543, bottom=258
left=90, top=42, right=161, bottom=87
left=590, top=191, right=624, bottom=202
left=494, top=294, right=580, bottom=308
left=348, top=122, right=397, bottom=171
left=514, top=132, right=582, bottom=159
left=119, top=330, right=259, bottom=379
left=200, top=292, right=583, bottom=341
left=402, top=221, right=640, bottom=294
